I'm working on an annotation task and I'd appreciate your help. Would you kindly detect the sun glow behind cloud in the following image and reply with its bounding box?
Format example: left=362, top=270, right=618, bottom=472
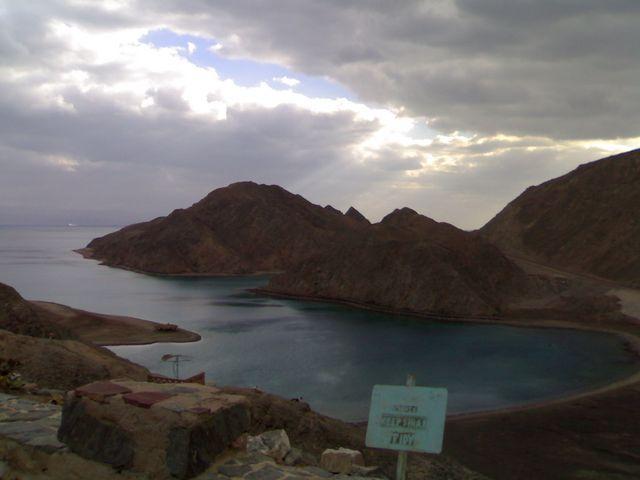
left=41, top=22, right=444, bottom=172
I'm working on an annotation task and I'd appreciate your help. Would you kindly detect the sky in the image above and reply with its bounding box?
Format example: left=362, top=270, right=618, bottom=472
left=1, top=1, right=639, bottom=229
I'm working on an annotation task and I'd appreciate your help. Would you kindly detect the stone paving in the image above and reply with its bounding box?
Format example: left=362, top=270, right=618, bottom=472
left=0, top=392, right=65, bottom=453
left=0, top=393, right=384, bottom=480
left=195, top=453, right=386, bottom=480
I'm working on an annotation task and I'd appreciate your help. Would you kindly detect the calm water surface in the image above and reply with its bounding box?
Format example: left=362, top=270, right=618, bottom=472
left=1, top=226, right=637, bottom=420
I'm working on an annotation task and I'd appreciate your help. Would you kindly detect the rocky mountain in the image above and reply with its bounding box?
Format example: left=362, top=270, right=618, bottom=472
left=345, top=206, right=370, bottom=224
left=481, top=149, right=640, bottom=286
left=265, top=207, right=531, bottom=316
left=0, top=282, right=73, bottom=339
left=83, top=182, right=367, bottom=274
left=82, top=182, right=534, bottom=316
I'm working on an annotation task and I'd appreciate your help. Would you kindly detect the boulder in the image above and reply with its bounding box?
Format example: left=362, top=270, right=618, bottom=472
left=352, top=464, right=385, bottom=477
left=58, top=380, right=250, bottom=479
left=320, top=447, right=365, bottom=474
left=246, top=429, right=291, bottom=462
left=284, top=446, right=303, bottom=465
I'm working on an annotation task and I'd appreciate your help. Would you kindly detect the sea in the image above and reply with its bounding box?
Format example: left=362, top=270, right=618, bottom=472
left=1, top=226, right=637, bottom=421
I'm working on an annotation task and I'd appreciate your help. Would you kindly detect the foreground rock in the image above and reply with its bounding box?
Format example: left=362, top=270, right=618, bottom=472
left=481, top=148, right=640, bottom=286
left=0, top=385, right=487, bottom=480
left=220, top=387, right=487, bottom=480
left=58, top=380, right=251, bottom=479
left=215, top=452, right=386, bottom=480
left=0, top=330, right=148, bottom=391
left=0, top=393, right=64, bottom=453
left=246, top=429, right=291, bottom=462
left=320, top=447, right=365, bottom=474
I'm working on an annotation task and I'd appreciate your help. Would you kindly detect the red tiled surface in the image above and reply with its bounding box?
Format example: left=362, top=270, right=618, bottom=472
left=122, top=391, right=174, bottom=409
left=75, top=381, right=132, bottom=398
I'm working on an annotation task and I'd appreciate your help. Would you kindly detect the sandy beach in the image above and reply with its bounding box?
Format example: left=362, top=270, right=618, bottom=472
left=442, top=288, right=640, bottom=480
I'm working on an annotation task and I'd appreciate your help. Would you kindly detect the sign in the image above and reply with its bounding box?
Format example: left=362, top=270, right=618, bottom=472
left=365, top=384, right=448, bottom=454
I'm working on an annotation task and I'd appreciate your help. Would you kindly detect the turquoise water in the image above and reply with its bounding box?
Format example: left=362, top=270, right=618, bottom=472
left=1, top=226, right=637, bottom=421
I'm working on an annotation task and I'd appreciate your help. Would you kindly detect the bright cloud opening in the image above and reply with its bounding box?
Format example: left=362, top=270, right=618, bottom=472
left=272, top=76, right=300, bottom=87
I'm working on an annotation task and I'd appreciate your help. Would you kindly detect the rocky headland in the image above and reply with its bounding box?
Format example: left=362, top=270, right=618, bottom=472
left=0, top=282, right=199, bottom=390
left=82, top=182, right=548, bottom=317
left=81, top=182, right=368, bottom=275
left=80, top=158, right=640, bottom=321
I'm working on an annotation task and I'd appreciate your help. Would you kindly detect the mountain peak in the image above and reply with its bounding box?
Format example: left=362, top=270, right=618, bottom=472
left=380, top=207, right=422, bottom=225
left=324, top=205, right=343, bottom=215
left=345, top=206, right=369, bottom=224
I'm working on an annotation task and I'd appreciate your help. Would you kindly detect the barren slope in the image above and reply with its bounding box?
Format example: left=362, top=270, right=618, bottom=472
left=265, top=208, right=532, bottom=316
left=84, top=182, right=365, bottom=274
left=481, top=149, right=640, bottom=286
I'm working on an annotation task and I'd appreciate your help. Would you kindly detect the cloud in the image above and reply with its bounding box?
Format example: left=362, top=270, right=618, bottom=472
left=0, top=1, right=639, bottom=229
left=124, top=0, right=640, bottom=140
left=272, top=76, right=300, bottom=87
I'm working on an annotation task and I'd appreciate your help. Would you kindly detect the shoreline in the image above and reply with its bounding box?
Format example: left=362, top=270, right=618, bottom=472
left=74, top=248, right=282, bottom=277
left=75, top=249, right=640, bottom=418
left=33, top=301, right=201, bottom=346
left=447, top=328, right=640, bottom=420
left=256, top=289, right=640, bottom=418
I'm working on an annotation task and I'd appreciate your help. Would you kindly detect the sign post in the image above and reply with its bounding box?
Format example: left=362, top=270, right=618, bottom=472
left=365, top=375, right=448, bottom=480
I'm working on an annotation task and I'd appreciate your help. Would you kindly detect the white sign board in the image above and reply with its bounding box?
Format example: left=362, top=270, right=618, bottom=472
left=365, top=384, right=448, bottom=454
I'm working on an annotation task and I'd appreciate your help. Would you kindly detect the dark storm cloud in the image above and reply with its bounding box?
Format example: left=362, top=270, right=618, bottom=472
left=131, top=0, right=640, bottom=140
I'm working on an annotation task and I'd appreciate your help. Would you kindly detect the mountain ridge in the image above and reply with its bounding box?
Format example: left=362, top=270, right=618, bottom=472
left=481, top=148, right=640, bottom=286
left=82, top=181, right=532, bottom=316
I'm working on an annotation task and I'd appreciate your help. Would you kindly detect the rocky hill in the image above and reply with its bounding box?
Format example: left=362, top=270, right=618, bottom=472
left=481, top=149, right=640, bottom=286
left=0, top=282, right=148, bottom=389
left=83, top=182, right=367, bottom=274
left=82, top=183, right=536, bottom=316
left=345, top=206, right=370, bottom=224
left=265, top=208, right=531, bottom=316
left=0, top=282, right=72, bottom=339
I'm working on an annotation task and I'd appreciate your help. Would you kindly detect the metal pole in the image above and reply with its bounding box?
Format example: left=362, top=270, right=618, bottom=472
left=396, top=374, right=415, bottom=480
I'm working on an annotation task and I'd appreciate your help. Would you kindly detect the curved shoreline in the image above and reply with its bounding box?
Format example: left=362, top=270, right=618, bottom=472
left=447, top=329, right=640, bottom=420
left=74, top=248, right=282, bottom=277
left=76, top=249, right=640, bottom=417
left=253, top=289, right=640, bottom=418
left=33, top=301, right=202, bottom=346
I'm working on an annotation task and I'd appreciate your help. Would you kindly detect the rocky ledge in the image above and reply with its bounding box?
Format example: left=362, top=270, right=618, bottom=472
left=59, top=380, right=251, bottom=479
